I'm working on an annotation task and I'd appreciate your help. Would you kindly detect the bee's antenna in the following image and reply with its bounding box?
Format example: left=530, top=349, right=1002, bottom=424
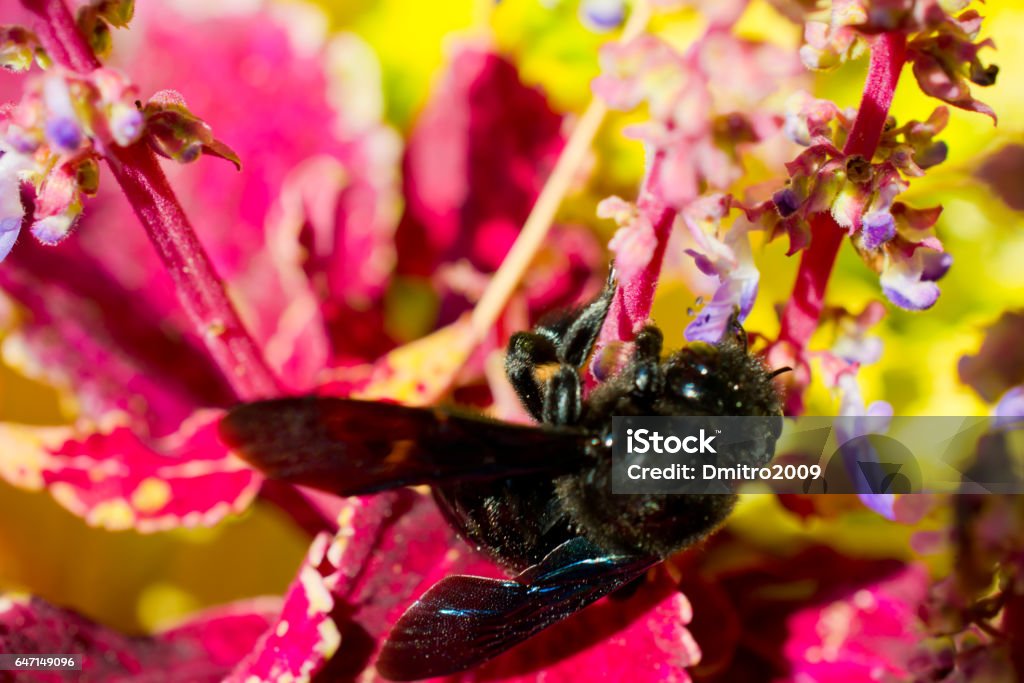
left=769, top=366, right=793, bottom=379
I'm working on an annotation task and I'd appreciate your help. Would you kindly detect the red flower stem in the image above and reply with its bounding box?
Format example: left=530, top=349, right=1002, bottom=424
left=595, top=147, right=677, bottom=349
left=602, top=203, right=675, bottom=343
left=778, top=34, right=909, bottom=350
left=777, top=32, right=907, bottom=350
left=104, top=144, right=281, bottom=399
left=20, top=0, right=281, bottom=400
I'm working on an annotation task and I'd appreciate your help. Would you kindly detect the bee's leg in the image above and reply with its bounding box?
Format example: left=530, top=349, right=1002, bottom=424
left=630, top=325, right=664, bottom=397
left=723, top=307, right=748, bottom=352
left=542, top=366, right=582, bottom=426
left=507, top=266, right=614, bottom=425
left=506, top=332, right=558, bottom=422
left=557, top=268, right=616, bottom=369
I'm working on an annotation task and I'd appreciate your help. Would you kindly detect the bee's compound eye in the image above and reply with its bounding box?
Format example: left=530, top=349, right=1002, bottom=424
left=663, top=370, right=704, bottom=403
left=680, top=382, right=702, bottom=401
left=665, top=367, right=703, bottom=402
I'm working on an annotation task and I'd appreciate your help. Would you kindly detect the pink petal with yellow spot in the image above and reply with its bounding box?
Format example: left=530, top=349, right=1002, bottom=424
left=42, top=410, right=260, bottom=532
left=226, top=532, right=341, bottom=683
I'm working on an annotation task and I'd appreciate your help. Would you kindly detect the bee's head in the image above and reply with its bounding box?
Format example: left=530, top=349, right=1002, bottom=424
left=657, top=337, right=783, bottom=419
left=558, top=332, right=784, bottom=558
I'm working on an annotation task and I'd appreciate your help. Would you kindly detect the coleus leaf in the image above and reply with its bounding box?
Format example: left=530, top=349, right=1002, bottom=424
left=0, top=592, right=279, bottom=682
left=40, top=411, right=260, bottom=532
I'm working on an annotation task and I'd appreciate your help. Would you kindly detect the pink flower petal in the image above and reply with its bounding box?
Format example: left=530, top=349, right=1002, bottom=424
left=0, top=239, right=236, bottom=436
left=42, top=410, right=260, bottom=531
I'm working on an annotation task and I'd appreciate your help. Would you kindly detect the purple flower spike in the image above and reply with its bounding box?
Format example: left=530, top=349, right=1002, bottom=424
left=685, top=272, right=759, bottom=343
left=44, top=117, right=83, bottom=153
left=861, top=210, right=896, bottom=250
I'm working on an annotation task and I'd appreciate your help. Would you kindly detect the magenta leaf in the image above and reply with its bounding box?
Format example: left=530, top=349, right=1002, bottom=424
left=783, top=565, right=930, bottom=681
left=227, top=532, right=341, bottom=682
left=396, top=45, right=564, bottom=277
left=41, top=410, right=260, bottom=531
left=0, top=592, right=280, bottom=682
left=290, top=491, right=702, bottom=682
left=0, top=238, right=236, bottom=436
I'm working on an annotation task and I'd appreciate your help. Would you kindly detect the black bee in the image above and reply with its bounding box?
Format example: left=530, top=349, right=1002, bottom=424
left=219, top=271, right=784, bottom=680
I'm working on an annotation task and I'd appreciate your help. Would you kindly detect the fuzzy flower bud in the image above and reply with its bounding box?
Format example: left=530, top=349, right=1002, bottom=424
left=142, top=90, right=241, bottom=169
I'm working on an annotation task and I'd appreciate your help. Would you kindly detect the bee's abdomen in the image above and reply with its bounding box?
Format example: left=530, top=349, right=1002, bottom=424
left=433, top=476, right=577, bottom=573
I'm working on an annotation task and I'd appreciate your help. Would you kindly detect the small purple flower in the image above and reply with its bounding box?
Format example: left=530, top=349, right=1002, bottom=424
left=882, top=282, right=938, bottom=311
left=41, top=76, right=83, bottom=152
left=994, top=385, right=1024, bottom=428
left=916, top=140, right=948, bottom=169
left=31, top=214, right=75, bottom=245
left=880, top=249, right=941, bottom=311
left=684, top=273, right=759, bottom=343
left=44, top=117, right=83, bottom=153
left=921, top=251, right=952, bottom=282
left=0, top=150, right=32, bottom=262
left=110, top=105, right=145, bottom=147
left=861, top=210, right=896, bottom=250
left=683, top=248, right=717, bottom=277
left=0, top=216, right=19, bottom=261
left=772, top=187, right=801, bottom=217
left=836, top=373, right=896, bottom=519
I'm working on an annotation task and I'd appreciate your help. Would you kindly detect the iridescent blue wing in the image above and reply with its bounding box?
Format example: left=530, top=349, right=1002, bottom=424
left=219, top=397, right=588, bottom=496
left=375, top=537, right=657, bottom=680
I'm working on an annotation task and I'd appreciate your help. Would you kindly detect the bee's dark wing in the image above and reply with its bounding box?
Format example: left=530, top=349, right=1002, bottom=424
left=375, top=537, right=657, bottom=680
left=219, top=397, right=588, bottom=496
